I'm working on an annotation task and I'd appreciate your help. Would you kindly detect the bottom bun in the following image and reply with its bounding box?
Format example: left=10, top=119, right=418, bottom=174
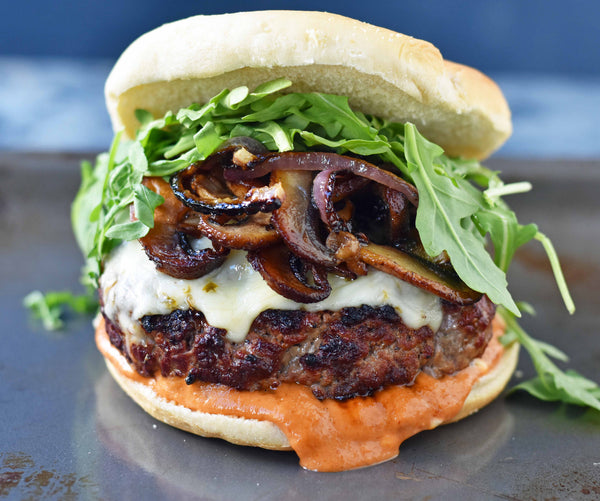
left=96, top=315, right=518, bottom=469
left=103, top=343, right=291, bottom=450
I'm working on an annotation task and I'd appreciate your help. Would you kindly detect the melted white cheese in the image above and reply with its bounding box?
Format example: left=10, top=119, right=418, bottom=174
left=100, top=240, right=442, bottom=343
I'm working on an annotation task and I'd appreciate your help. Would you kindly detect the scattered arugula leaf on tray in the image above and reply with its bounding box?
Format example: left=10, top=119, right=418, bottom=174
left=23, top=291, right=97, bottom=331
left=500, top=305, right=600, bottom=412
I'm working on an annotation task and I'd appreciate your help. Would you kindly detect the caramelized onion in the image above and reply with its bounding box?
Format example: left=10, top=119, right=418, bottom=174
left=358, top=243, right=482, bottom=305
left=139, top=178, right=229, bottom=279
left=247, top=245, right=331, bottom=303
left=380, top=186, right=411, bottom=245
left=224, top=152, right=418, bottom=207
left=313, top=170, right=352, bottom=233
left=171, top=151, right=282, bottom=216
left=330, top=173, right=370, bottom=203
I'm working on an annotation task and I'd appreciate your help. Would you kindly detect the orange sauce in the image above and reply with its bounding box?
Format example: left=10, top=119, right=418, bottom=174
left=96, top=319, right=503, bottom=472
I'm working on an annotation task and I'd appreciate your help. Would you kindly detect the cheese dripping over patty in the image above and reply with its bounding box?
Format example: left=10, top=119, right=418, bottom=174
left=100, top=240, right=443, bottom=343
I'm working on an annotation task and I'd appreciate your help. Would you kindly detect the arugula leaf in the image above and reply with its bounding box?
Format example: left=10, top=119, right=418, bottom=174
left=500, top=307, right=600, bottom=411
left=248, top=78, right=293, bottom=98
left=442, top=156, right=574, bottom=313
left=193, top=122, right=224, bottom=159
left=535, top=232, right=576, bottom=314
left=256, top=121, right=294, bottom=151
left=299, top=132, right=391, bottom=156
left=300, top=93, right=375, bottom=140
left=404, top=123, right=519, bottom=314
left=133, top=184, right=164, bottom=228
left=24, top=291, right=97, bottom=330
left=474, top=205, right=538, bottom=272
left=105, top=220, right=149, bottom=240
left=128, top=140, right=148, bottom=172
left=483, top=178, right=532, bottom=206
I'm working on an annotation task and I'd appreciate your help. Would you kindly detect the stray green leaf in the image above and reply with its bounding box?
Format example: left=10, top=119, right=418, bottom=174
left=535, top=232, right=575, bottom=314
left=194, top=122, right=224, bottom=159
left=500, top=306, right=600, bottom=411
left=133, top=184, right=164, bottom=228
left=24, top=290, right=97, bottom=330
left=105, top=220, right=149, bottom=240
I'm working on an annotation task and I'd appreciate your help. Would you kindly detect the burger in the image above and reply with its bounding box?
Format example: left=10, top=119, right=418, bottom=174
left=74, top=11, right=530, bottom=472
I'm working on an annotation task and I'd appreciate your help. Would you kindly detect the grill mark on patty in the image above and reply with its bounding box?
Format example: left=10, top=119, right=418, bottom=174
left=103, top=298, right=494, bottom=401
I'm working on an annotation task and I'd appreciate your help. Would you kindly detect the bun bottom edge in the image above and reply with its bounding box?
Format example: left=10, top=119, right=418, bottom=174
left=98, top=317, right=519, bottom=453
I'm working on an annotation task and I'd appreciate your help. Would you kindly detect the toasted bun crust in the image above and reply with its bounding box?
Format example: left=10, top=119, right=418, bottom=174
left=105, top=10, right=511, bottom=160
left=97, top=316, right=518, bottom=453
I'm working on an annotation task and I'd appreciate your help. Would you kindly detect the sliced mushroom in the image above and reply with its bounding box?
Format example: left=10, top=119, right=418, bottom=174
left=247, top=244, right=331, bottom=303
left=396, top=229, right=454, bottom=273
left=358, top=243, right=482, bottom=305
left=325, top=231, right=368, bottom=276
left=180, top=211, right=281, bottom=250
left=139, top=177, right=229, bottom=279
left=271, top=169, right=338, bottom=268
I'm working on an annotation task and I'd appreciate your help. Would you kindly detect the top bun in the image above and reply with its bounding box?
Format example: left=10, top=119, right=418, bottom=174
left=105, top=10, right=511, bottom=160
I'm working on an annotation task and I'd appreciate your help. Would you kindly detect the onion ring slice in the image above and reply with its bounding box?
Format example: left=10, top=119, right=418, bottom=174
left=224, top=152, right=418, bottom=207
left=171, top=150, right=282, bottom=216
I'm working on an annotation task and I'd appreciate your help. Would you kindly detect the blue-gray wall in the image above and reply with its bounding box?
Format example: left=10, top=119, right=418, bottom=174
left=2, top=1, right=599, bottom=155
left=1, top=0, right=598, bottom=74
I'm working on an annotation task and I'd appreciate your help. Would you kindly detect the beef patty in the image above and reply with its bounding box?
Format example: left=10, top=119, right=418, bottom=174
left=103, top=297, right=495, bottom=400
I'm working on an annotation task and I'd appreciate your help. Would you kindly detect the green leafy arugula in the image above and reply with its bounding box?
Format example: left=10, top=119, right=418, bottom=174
left=402, top=124, right=574, bottom=316
left=26, top=78, right=596, bottom=411
left=500, top=305, right=600, bottom=412
left=23, top=291, right=97, bottom=330
left=404, top=125, right=518, bottom=313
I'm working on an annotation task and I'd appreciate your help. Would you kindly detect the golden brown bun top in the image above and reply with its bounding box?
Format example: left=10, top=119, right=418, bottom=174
left=105, top=10, right=512, bottom=160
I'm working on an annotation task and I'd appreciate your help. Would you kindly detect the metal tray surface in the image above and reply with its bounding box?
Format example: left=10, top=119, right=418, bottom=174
left=1, top=153, right=599, bottom=500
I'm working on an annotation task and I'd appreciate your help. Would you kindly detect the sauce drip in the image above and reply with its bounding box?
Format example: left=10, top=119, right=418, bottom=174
left=96, top=320, right=503, bottom=472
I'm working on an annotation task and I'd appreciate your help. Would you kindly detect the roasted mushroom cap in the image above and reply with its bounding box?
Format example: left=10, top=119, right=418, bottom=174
left=359, top=243, right=482, bottom=305
left=139, top=177, right=229, bottom=279
left=247, top=244, right=331, bottom=303
left=271, top=169, right=338, bottom=269
left=180, top=211, right=281, bottom=251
